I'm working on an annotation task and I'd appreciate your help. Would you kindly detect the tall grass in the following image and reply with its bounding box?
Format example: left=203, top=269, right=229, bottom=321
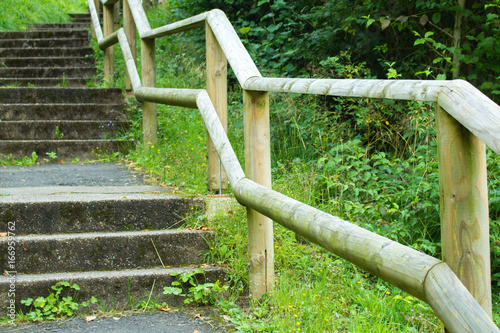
left=0, top=0, right=87, bottom=31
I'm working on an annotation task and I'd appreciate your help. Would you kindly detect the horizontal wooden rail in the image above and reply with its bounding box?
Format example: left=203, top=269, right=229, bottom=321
left=88, top=0, right=500, bottom=331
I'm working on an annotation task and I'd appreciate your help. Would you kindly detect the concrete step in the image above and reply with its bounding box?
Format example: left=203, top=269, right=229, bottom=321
left=0, top=103, right=128, bottom=121
left=0, top=57, right=95, bottom=68
left=0, top=77, right=92, bottom=87
left=0, top=188, right=202, bottom=234
left=0, top=120, right=130, bottom=140
left=0, top=38, right=90, bottom=48
left=0, top=66, right=96, bottom=78
left=0, top=47, right=94, bottom=58
left=32, top=23, right=90, bottom=30
left=0, top=229, right=212, bottom=274
left=0, top=139, right=134, bottom=159
left=0, top=30, right=89, bottom=40
left=0, top=266, right=225, bottom=312
left=0, top=87, right=124, bottom=104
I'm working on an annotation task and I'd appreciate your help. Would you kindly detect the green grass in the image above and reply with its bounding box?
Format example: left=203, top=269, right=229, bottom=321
left=0, top=0, right=87, bottom=31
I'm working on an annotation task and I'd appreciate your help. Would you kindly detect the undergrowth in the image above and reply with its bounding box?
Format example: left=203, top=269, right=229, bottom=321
left=0, top=0, right=87, bottom=31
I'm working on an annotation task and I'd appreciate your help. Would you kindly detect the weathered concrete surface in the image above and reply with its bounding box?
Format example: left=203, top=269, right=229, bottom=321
left=0, top=47, right=93, bottom=58
left=0, top=139, right=134, bottom=159
left=0, top=30, right=90, bottom=40
left=0, top=78, right=93, bottom=87
left=0, top=67, right=96, bottom=79
left=0, top=38, right=90, bottom=48
left=0, top=103, right=127, bottom=121
left=0, top=163, right=140, bottom=188
left=0, top=57, right=95, bottom=67
left=1, top=306, right=233, bottom=332
left=0, top=120, right=130, bottom=140
left=0, top=267, right=226, bottom=313
left=0, top=230, right=212, bottom=273
left=0, top=88, right=124, bottom=103
left=33, top=23, right=90, bottom=29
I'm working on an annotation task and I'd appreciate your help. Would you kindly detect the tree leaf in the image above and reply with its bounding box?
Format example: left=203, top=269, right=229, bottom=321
left=381, top=18, right=391, bottom=30
left=419, top=14, right=428, bottom=26
left=432, top=12, right=441, bottom=24
left=239, top=27, right=251, bottom=34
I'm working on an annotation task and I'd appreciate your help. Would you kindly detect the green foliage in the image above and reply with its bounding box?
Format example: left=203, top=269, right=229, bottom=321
left=162, top=268, right=228, bottom=305
left=0, top=152, right=38, bottom=166
left=0, top=0, right=87, bottom=31
left=19, top=282, right=97, bottom=321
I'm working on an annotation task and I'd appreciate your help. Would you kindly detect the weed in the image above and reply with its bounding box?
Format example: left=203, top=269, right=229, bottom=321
left=55, top=126, right=64, bottom=139
left=163, top=268, right=228, bottom=305
left=19, top=281, right=97, bottom=321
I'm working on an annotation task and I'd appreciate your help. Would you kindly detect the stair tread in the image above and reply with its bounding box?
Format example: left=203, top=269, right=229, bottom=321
left=0, top=266, right=222, bottom=282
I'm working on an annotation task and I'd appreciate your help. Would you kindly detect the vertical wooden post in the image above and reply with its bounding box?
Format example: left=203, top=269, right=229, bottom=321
left=103, top=4, right=114, bottom=81
left=123, top=0, right=136, bottom=91
left=113, top=1, right=120, bottom=26
left=141, top=39, right=157, bottom=145
left=436, top=105, right=492, bottom=316
left=206, top=22, right=228, bottom=192
left=91, top=0, right=100, bottom=37
left=243, top=90, right=274, bottom=299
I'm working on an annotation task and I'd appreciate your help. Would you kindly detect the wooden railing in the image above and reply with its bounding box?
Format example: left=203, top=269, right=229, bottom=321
left=88, top=1, right=500, bottom=331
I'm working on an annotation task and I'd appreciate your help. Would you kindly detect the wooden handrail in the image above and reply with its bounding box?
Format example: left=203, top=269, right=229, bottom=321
left=88, top=1, right=500, bottom=331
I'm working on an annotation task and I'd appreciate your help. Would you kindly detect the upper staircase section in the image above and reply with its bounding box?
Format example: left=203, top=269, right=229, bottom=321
left=0, top=13, right=96, bottom=87
left=0, top=13, right=133, bottom=160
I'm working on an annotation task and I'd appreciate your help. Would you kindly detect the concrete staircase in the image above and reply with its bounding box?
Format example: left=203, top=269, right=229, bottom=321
left=0, top=13, right=133, bottom=160
left=0, top=14, right=223, bottom=313
left=0, top=164, right=223, bottom=311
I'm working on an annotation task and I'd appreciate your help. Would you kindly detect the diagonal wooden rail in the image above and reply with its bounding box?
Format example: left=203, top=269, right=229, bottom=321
left=88, top=1, right=500, bottom=331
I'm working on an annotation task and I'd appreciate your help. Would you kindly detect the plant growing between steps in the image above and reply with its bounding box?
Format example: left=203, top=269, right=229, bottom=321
left=163, top=268, right=228, bottom=305
left=19, top=281, right=97, bottom=321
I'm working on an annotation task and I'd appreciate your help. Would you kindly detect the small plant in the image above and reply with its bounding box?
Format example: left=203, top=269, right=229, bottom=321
left=46, top=151, right=57, bottom=160
left=31, top=151, right=38, bottom=164
left=20, top=281, right=97, bottom=321
left=163, top=268, right=228, bottom=305
left=55, top=126, right=64, bottom=139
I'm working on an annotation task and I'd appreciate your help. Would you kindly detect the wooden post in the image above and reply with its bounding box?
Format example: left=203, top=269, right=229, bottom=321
left=90, top=0, right=100, bottom=37
left=141, top=38, right=157, bottom=145
left=206, top=22, right=228, bottom=192
left=123, top=0, right=136, bottom=91
left=103, top=4, right=114, bottom=81
left=113, top=1, right=120, bottom=26
left=436, top=104, right=492, bottom=316
left=243, top=90, right=274, bottom=299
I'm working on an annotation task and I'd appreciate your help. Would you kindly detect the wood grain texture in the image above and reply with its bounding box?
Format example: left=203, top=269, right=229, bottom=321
left=142, top=13, right=208, bottom=39
left=425, top=263, right=498, bottom=332
left=88, top=0, right=103, bottom=41
left=98, top=30, right=119, bottom=50
left=126, top=0, right=151, bottom=37
left=123, top=0, right=136, bottom=91
left=437, top=80, right=500, bottom=155
left=206, top=22, right=228, bottom=192
left=135, top=87, right=201, bottom=109
left=437, top=105, right=492, bottom=315
left=243, top=77, right=446, bottom=102
left=117, top=29, right=141, bottom=91
left=103, top=4, right=114, bottom=81
left=243, top=90, right=274, bottom=299
left=141, top=38, right=157, bottom=145
left=206, top=9, right=261, bottom=85
left=196, top=91, right=245, bottom=187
